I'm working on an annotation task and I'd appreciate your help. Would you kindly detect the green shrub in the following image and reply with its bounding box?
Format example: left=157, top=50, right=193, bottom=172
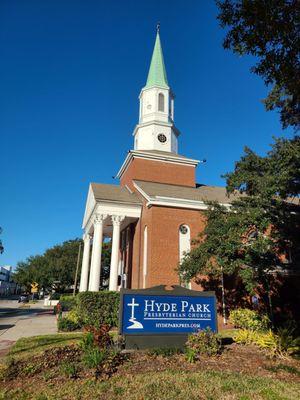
left=57, top=316, right=81, bottom=332
left=276, top=327, right=300, bottom=356
left=233, top=328, right=300, bottom=357
left=80, top=332, right=94, bottom=352
left=229, top=308, right=270, bottom=331
left=185, top=347, right=196, bottom=363
left=79, top=323, right=125, bottom=379
left=77, top=291, right=120, bottom=328
left=186, top=328, right=222, bottom=361
left=82, top=348, right=107, bottom=369
left=59, top=295, right=77, bottom=311
left=66, top=309, right=82, bottom=325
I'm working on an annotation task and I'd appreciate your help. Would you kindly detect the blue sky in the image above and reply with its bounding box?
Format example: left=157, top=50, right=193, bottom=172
left=0, top=0, right=293, bottom=267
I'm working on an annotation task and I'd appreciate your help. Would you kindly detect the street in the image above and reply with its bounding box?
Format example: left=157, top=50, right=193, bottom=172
left=0, top=298, right=57, bottom=357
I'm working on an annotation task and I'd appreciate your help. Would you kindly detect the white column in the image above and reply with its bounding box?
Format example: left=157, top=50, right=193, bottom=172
left=79, top=233, right=91, bottom=292
left=89, top=214, right=107, bottom=291
left=109, top=215, right=124, bottom=291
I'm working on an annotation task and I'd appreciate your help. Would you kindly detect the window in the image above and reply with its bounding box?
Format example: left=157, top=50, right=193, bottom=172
left=179, top=224, right=191, bottom=288
left=143, top=226, right=148, bottom=288
left=179, top=225, right=190, bottom=260
left=158, top=93, right=164, bottom=112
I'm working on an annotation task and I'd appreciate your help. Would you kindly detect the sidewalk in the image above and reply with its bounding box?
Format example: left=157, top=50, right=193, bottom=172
left=0, top=301, right=57, bottom=358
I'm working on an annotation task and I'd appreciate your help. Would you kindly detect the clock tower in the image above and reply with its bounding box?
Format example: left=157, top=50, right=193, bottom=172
left=133, top=26, right=180, bottom=153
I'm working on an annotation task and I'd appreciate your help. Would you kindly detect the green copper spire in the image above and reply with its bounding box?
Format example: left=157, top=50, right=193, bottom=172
left=145, top=24, right=169, bottom=89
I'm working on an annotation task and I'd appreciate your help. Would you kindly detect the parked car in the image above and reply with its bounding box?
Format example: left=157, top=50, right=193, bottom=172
left=18, top=294, right=29, bottom=303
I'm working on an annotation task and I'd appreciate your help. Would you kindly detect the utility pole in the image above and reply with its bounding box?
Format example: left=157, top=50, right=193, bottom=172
left=73, top=242, right=82, bottom=296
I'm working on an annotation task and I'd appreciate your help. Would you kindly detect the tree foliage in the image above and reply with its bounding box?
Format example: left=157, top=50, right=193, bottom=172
left=179, top=137, right=300, bottom=295
left=225, top=135, right=300, bottom=199
left=101, top=242, right=112, bottom=285
left=217, top=0, right=300, bottom=130
left=13, top=238, right=112, bottom=292
left=13, top=239, right=83, bottom=292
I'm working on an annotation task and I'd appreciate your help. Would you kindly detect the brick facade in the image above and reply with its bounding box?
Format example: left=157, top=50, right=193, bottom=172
left=118, top=152, right=207, bottom=290
left=122, top=204, right=206, bottom=290
left=120, top=157, right=196, bottom=190
left=140, top=206, right=206, bottom=288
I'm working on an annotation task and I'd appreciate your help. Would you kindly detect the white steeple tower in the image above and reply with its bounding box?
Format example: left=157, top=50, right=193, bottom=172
left=133, top=25, right=180, bottom=153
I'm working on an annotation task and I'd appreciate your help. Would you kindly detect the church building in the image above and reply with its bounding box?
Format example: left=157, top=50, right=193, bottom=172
left=79, top=28, right=237, bottom=293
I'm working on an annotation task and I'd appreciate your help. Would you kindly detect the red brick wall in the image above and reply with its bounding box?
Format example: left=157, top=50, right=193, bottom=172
left=130, top=200, right=153, bottom=289
left=130, top=204, right=206, bottom=289
left=120, top=157, right=196, bottom=190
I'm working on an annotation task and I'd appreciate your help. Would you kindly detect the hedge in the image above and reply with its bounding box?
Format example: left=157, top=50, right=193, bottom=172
left=76, top=291, right=120, bottom=328
left=57, top=316, right=81, bottom=332
left=59, top=294, right=77, bottom=311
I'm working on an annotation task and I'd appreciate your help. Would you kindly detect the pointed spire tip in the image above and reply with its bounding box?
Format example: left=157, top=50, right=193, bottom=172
left=145, top=22, right=168, bottom=89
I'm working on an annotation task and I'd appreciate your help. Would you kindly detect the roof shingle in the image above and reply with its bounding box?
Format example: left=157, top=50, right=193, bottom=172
left=134, top=180, right=239, bottom=204
left=91, top=183, right=142, bottom=204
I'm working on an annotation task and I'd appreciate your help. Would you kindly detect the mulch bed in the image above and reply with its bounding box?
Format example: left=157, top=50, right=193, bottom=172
left=3, top=345, right=82, bottom=380
left=116, top=343, right=300, bottom=383
left=1, top=342, right=299, bottom=393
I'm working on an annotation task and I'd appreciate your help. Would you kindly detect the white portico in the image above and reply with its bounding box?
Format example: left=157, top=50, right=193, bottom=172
left=79, top=183, right=142, bottom=292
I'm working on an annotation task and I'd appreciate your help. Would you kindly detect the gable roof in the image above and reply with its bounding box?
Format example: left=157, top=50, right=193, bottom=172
left=133, top=180, right=300, bottom=208
left=133, top=180, right=240, bottom=204
left=90, top=183, right=142, bottom=204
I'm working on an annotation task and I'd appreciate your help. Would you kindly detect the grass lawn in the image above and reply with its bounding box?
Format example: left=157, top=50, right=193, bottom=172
left=1, top=369, right=300, bottom=400
left=7, top=332, right=83, bottom=361
left=1, top=331, right=299, bottom=400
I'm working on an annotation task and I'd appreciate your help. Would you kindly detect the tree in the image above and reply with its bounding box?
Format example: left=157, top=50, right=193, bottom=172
left=225, top=136, right=300, bottom=199
left=179, top=137, right=300, bottom=314
left=12, top=261, right=35, bottom=293
left=100, top=241, right=112, bottom=287
left=13, top=239, right=83, bottom=292
left=13, top=238, right=112, bottom=292
left=224, top=135, right=300, bottom=270
left=216, top=0, right=300, bottom=130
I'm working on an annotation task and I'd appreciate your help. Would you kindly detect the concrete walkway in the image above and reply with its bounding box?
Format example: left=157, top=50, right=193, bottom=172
left=0, top=300, right=57, bottom=357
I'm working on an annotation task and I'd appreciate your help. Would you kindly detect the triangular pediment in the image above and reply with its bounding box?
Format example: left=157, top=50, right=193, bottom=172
left=82, top=184, right=96, bottom=229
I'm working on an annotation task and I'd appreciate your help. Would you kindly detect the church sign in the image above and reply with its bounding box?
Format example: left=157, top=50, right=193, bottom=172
left=120, top=285, right=217, bottom=349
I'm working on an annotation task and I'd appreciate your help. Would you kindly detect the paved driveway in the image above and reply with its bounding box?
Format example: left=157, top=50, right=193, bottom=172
left=0, top=299, right=57, bottom=357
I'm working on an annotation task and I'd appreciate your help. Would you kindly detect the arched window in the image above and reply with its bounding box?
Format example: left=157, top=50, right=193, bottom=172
left=158, top=93, right=164, bottom=112
left=179, top=224, right=191, bottom=288
left=179, top=225, right=191, bottom=261
left=143, top=226, right=148, bottom=288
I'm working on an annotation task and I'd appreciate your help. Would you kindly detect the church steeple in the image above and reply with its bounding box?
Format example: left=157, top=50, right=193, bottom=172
left=133, top=26, right=180, bottom=154
left=145, top=26, right=169, bottom=89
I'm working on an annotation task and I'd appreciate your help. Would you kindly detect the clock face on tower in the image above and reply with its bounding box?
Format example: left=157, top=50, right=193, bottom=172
left=157, top=133, right=167, bottom=143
